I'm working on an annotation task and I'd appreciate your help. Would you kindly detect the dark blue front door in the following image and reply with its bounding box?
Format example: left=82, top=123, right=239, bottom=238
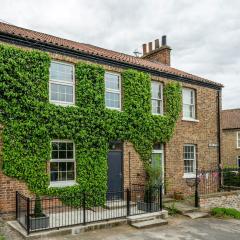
left=107, top=150, right=123, bottom=198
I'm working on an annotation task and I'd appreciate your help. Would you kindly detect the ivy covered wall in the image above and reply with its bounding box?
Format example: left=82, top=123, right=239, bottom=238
left=0, top=44, right=182, bottom=203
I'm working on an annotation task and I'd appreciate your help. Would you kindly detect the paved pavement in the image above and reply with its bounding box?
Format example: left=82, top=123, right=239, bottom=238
left=53, top=217, right=240, bottom=240
left=2, top=216, right=240, bottom=239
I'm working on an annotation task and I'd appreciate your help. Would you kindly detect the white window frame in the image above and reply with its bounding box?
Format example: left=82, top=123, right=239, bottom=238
left=105, top=72, right=121, bottom=110
left=237, top=132, right=240, bottom=149
left=182, top=88, right=196, bottom=121
left=49, top=140, right=77, bottom=188
left=183, top=144, right=196, bottom=178
left=49, top=61, right=75, bottom=106
left=151, top=81, right=163, bottom=115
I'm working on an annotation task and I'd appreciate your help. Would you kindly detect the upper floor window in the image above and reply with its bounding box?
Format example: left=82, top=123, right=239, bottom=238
left=237, top=132, right=240, bottom=148
left=182, top=88, right=196, bottom=120
left=50, top=140, right=76, bottom=187
left=105, top=72, right=121, bottom=110
left=151, top=81, right=163, bottom=115
left=183, top=144, right=196, bottom=177
left=50, top=61, right=75, bottom=105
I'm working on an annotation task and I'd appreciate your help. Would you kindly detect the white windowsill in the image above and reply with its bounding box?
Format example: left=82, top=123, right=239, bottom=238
left=50, top=101, right=76, bottom=107
left=182, top=118, right=199, bottom=123
left=49, top=181, right=78, bottom=188
left=183, top=173, right=196, bottom=179
left=106, top=107, right=121, bottom=111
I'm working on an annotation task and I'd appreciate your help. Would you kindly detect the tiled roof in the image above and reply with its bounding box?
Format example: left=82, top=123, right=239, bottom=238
left=0, top=22, right=223, bottom=88
left=222, top=109, right=240, bottom=129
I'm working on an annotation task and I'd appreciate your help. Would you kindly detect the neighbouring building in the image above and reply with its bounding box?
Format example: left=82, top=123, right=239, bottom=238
left=0, top=22, right=223, bottom=217
left=222, top=109, right=240, bottom=167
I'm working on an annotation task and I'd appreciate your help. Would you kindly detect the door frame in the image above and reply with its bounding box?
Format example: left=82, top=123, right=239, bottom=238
left=107, top=141, right=124, bottom=194
left=152, top=148, right=164, bottom=192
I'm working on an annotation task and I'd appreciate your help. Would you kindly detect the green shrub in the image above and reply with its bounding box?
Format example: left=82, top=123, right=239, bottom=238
left=167, top=202, right=179, bottom=216
left=211, top=207, right=240, bottom=219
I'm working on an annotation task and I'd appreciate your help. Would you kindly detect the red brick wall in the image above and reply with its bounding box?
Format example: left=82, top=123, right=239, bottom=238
left=0, top=41, right=221, bottom=216
left=222, top=129, right=240, bottom=167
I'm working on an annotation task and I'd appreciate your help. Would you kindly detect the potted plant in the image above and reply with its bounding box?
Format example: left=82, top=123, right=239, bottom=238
left=173, top=191, right=184, bottom=200
left=25, top=195, right=49, bottom=230
left=137, top=163, right=162, bottom=212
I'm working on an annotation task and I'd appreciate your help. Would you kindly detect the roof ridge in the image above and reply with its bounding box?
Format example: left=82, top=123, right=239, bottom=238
left=222, top=108, right=240, bottom=112
left=0, top=21, right=223, bottom=88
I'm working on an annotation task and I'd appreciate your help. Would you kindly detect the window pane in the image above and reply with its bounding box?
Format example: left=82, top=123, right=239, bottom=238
left=183, top=145, right=195, bottom=174
left=105, top=73, right=120, bottom=90
left=151, top=82, right=162, bottom=99
left=50, top=62, right=74, bottom=83
left=58, top=143, right=66, bottom=150
left=183, top=89, right=192, bottom=104
left=152, top=99, right=162, bottom=114
left=67, top=151, right=73, bottom=159
left=50, top=83, right=73, bottom=103
left=67, top=143, right=73, bottom=150
left=67, top=171, right=74, bottom=180
left=105, top=92, right=120, bottom=108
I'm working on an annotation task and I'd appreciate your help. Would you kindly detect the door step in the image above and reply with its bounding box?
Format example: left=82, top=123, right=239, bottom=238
left=105, top=200, right=136, bottom=210
left=127, top=210, right=168, bottom=223
left=130, top=218, right=168, bottom=229
left=183, top=211, right=209, bottom=219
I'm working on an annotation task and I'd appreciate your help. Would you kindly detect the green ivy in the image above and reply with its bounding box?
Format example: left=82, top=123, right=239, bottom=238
left=0, top=44, right=182, bottom=205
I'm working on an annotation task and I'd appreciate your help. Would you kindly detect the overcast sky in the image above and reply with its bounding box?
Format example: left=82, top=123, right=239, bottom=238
left=1, top=0, right=240, bottom=109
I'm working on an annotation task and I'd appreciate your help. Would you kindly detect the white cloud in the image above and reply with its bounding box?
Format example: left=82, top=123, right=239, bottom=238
left=0, top=0, right=239, bottom=109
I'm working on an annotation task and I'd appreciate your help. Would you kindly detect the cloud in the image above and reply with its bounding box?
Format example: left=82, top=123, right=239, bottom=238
left=0, top=0, right=239, bottom=109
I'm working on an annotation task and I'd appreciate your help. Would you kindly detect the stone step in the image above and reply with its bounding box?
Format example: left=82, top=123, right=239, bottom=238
left=183, top=211, right=209, bottom=219
left=130, top=218, right=168, bottom=229
left=164, top=202, right=198, bottom=214
left=105, top=200, right=136, bottom=210
left=127, top=210, right=168, bottom=223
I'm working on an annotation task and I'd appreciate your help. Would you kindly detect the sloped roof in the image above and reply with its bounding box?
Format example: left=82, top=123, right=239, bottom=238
left=222, top=109, right=240, bottom=129
left=0, top=21, right=223, bottom=88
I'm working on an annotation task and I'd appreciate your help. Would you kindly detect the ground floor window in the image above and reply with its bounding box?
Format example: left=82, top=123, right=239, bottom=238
left=50, top=140, right=75, bottom=186
left=183, top=144, right=196, bottom=178
left=238, top=156, right=240, bottom=168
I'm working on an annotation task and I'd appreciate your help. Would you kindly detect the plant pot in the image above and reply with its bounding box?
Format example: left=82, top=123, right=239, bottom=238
left=173, top=192, right=184, bottom=200
left=137, top=201, right=160, bottom=212
left=25, top=214, right=49, bottom=230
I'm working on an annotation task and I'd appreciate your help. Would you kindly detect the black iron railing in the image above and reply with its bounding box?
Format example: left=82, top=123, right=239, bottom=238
left=16, top=185, right=163, bottom=234
left=194, top=167, right=240, bottom=207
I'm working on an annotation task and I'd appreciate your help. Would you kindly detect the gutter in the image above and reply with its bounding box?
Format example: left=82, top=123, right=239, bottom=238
left=217, top=90, right=222, bottom=188
left=0, top=32, right=222, bottom=90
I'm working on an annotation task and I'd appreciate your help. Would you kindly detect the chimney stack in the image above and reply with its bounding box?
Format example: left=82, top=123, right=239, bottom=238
left=162, top=35, right=167, bottom=46
left=148, top=42, right=152, bottom=52
left=141, top=35, right=171, bottom=66
left=142, top=43, right=147, bottom=55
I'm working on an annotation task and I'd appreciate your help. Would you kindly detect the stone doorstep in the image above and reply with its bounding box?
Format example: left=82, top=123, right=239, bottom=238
left=7, top=219, right=127, bottom=239
left=104, top=200, right=136, bottom=210
left=183, top=212, right=210, bottom=219
left=127, top=210, right=168, bottom=223
left=130, top=218, right=168, bottom=229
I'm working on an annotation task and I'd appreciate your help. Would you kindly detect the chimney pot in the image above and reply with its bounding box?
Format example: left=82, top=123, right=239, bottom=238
left=142, top=43, right=147, bottom=55
left=162, top=35, right=167, bottom=46
left=155, top=39, right=160, bottom=49
left=148, top=42, right=153, bottom=52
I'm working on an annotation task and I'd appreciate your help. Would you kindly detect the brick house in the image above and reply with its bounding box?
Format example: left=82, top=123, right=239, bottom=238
left=0, top=22, right=223, bottom=217
left=222, top=109, right=240, bottom=167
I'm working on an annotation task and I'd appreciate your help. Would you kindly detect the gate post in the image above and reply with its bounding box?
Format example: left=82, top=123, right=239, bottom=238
left=195, top=168, right=199, bottom=208
left=26, top=197, right=30, bottom=235
left=126, top=189, right=131, bottom=216
left=160, top=185, right=163, bottom=211
left=16, top=191, right=19, bottom=220
left=83, top=192, right=86, bottom=225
